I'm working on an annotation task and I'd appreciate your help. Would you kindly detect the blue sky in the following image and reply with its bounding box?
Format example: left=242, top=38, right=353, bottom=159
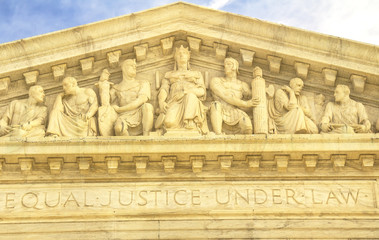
left=0, top=0, right=378, bottom=45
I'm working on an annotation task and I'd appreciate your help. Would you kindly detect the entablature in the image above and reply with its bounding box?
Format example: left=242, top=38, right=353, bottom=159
left=0, top=134, right=378, bottom=182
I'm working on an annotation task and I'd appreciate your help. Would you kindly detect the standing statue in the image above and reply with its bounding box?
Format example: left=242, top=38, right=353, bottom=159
left=321, top=84, right=371, bottom=134
left=47, top=77, right=98, bottom=137
left=95, top=69, right=113, bottom=107
left=110, top=59, right=154, bottom=136
left=209, top=57, right=259, bottom=135
left=268, top=77, right=318, bottom=134
left=156, top=45, right=208, bottom=135
left=95, top=69, right=117, bottom=136
left=0, top=85, right=47, bottom=138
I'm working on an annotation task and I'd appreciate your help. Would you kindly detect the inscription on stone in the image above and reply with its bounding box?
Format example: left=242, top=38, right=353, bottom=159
left=0, top=181, right=375, bottom=219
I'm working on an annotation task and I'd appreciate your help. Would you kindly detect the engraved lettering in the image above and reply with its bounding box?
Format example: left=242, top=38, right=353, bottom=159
left=84, top=191, right=94, bottom=207
left=174, top=190, right=187, bottom=205
left=326, top=190, right=342, bottom=204
left=64, top=192, right=80, bottom=207
left=286, top=189, right=302, bottom=204
left=45, top=192, right=61, bottom=208
left=165, top=190, right=169, bottom=206
left=235, top=189, right=249, bottom=205
left=272, top=189, right=282, bottom=204
left=22, top=192, right=39, bottom=209
left=311, top=189, right=323, bottom=204
left=191, top=190, right=201, bottom=206
left=5, top=193, right=15, bottom=209
left=254, top=189, right=267, bottom=204
left=100, top=191, right=112, bottom=207
left=138, top=191, right=148, bottom=206
left=215, top=189, right=230, bottom=205
left=339, top=189, right=360, bottom=204
left=119, top=191, right=133, bottom=206
left=150, top=190, right=161, bottom=206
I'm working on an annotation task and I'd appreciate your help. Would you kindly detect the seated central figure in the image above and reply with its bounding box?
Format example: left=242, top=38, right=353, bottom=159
left=157, top=45, right=208, bottom=134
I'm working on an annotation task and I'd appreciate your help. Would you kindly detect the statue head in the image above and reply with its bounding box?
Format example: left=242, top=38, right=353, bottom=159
left=29, top=85, right=45, bottom=104
left=224, top=57, right=239, bottom=76
left=315, top=93, right=325, bottom=106
left=174, top=45, right=190, bottom=69
left=62, top=77, right=78, bottom=95
left=121, top=59, right=137, bottom=78
left=334, top=84, right=350, bottom=103
left=100, top=68, right=110, bottom=82
left=252, top=66, right=262, bottom=78
left=289, top=77, right=304, bottom=96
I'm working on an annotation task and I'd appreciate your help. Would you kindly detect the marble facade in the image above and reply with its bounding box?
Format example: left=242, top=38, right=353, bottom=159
left=0, top=2, right=379, bottom=239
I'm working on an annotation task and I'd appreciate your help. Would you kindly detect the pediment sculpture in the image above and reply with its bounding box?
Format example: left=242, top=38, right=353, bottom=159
left=156, top=45, right=209, bottom=135
left=0, top=47, right=375, bottom=138
left=46, top=77, right=98, bottom=137
left=0, top=85, right=47, bottom=138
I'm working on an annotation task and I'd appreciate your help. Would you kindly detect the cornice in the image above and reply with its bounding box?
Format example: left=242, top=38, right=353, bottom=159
left=0, top=134, right=378, bottom=182
left=0, top=2, right=378, bottom=86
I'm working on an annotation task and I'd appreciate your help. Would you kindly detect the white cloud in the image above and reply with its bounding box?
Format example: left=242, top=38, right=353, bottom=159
left=233, top=0, right=379, bottom=45
left=208, top=0, right=234, bottom=9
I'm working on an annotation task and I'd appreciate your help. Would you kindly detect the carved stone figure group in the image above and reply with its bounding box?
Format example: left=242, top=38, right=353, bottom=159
left=0, top=45, right=374, bottom=139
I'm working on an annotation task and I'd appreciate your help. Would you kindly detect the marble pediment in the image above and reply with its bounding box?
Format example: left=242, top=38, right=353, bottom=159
left=0, top=2, right=378, bottom=114
left=0, top=2, right=378, bottom=171
left=1, top=3, right=379, bottom=238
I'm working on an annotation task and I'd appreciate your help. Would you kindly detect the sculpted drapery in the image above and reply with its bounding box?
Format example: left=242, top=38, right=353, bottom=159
left=268, top=78, right=318, bottom=134
left=0, top=85, right=47, bottom=138
left=321, top=84, right=371, bottom=134
left=47, top=77, right=98, bottom=137
left=157, top=45, right=209, bottom=134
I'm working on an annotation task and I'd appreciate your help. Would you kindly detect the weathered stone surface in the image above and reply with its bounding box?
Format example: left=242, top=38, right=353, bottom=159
left=0, top=2, right=378, bottom=239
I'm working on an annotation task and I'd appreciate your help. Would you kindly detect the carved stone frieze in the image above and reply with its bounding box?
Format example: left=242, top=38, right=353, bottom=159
left=134, top=43, right=148, bottom=62
left=322, top=68, right=337, bottom=86
left=350, top=74, right=367, bottom=93
left=79, top=57, right=94, bottom=75
left=187, top=36, right=202, bottom=52
left=267, top=55, right=282, bottom=73
left=23, top=70, right=39, bottom=86
left=0, top=2, right=378, bottom=238
left=160, top=36, right=175, bottom=55
left=294, top=62, right=310, bottom=79
left=239, top=49, right=255, bottom=67
left=213, top=42, right=228, bottom=60
left=0, top=77, right=10, bottom=95
left=107, top=50, right=122, bottom=68
left=52, top=64, right=67, bottom=81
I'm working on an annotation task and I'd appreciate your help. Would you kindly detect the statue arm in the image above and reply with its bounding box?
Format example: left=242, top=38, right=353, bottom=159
left=110, top=88, right=117, bottom=105
left=116, top=81, right=150, bottom=113
left=210, top=78, right=249, bottom=108
left=356, top=102, right=371, bottom=132
left=53, top=93, right=65, bottom=112
left=320, top=102, right=333, bottom=132
left=22, top=106, right=48, bottom=131
left=188, top=73, right=205, bottom=98
left=157, top=78, right=169, bottom=113
left=85, top=89, right=98, bottom=120
left=116, top=95, right=149, bottom=113
left=0, top=101, right=15, bottom=135
left=242, top=81, right=252, bottom=99
left=300, top=96, right=313, bottom=119
left=0, top=101, right=13, bottom=126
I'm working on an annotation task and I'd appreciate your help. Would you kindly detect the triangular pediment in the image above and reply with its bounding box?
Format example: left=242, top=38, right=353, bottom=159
left=0, top=1, right=378, bottom=133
